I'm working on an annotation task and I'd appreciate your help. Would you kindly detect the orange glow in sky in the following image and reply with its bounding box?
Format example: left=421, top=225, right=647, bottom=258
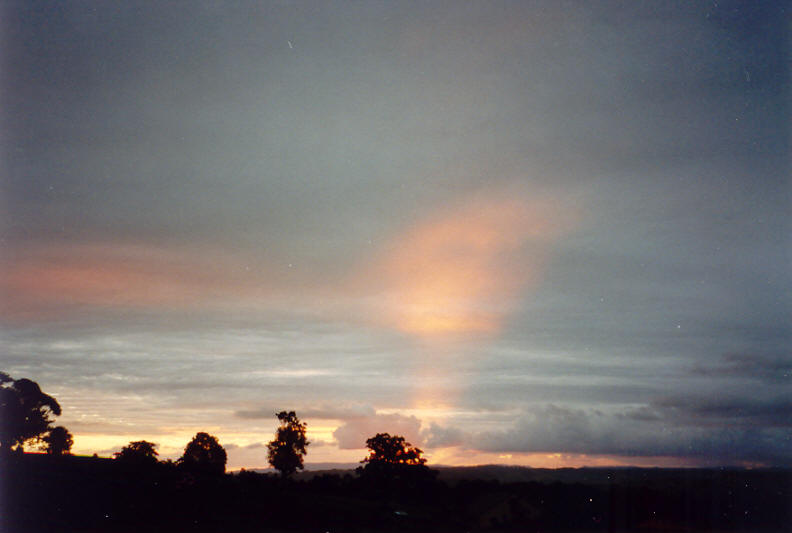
left=375, top=188, right=575, bottom=339
left=363, top=186, right=580, bottom=417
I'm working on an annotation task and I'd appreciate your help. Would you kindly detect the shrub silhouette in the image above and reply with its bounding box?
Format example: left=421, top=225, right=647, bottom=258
left=267, top=410, right=309, bottom=477
left=178, top=431, right=227, bottom=475
left=0, top=371, right=63, bottom=453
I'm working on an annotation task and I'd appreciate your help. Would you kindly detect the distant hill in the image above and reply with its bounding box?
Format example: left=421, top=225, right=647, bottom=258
left=285, top=463, right=791, bottom=486
left=236, top=462, right=358, bottom=476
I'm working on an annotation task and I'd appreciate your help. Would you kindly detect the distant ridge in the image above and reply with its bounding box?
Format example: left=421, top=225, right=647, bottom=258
left=234, top=463, right=787, bottom=485
left=233, top=462, right=358, bottom=475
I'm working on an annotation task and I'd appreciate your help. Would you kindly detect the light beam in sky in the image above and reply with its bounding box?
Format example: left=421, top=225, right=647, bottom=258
left=375, top=186, right=577, bottom=339
left=366, top=185, right=580, bottom=414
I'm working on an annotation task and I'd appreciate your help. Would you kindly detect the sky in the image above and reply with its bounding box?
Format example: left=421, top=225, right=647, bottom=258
left=1, top=1, right=790, bottom=469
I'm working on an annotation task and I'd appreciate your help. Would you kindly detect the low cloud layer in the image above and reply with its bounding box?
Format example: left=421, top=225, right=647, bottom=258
left=430, top=397, right=792, bottom=466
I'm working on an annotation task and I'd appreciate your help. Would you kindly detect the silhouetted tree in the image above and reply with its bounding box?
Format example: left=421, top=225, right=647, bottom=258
left=42, top=426, right=73, bottom=455
left=267, top=411, right=309, bottom=477
left=0, top=372, right=62, bottom=453
left=358, top=433, right=435, bottom=490
left=114, top=440, right=159, bottom=465
left=178, top=432, right=227, bottom=475
left=361, top=432, right=426, bottom=466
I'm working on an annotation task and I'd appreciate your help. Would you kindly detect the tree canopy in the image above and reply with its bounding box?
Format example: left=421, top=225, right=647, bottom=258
left=114, top=440, right=159, bottom=464
left=361, top=433, right=427, bottom=466
left=0, top=372, right=62, bottom=452
left=42, top=426, right=73, bottom=455
left=267, top=411, right=309, bottom=477
left=178, top=432, right=227, bottom=475
left=358, top=433, right=435, bottom=490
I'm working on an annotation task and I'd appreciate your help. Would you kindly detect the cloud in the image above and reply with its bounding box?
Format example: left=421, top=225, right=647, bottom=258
left=691, top=353, right=792, bottom=383
left=470, top=403, right=792, bottom=465
left=651, top=394, right=792, bottom=428
left=359, top=186, right=579, bottom=338
left=235, top=404, right=377, bottom=421
left=621, top=406, right=662, bottom=422
left=421, top=422, right=467, bottom=448
left=0, top=242, right=287, bottom=321
left=221, top=442, right=268, bottom=451
left=333, top=413, right=422, bottom=450
left=299, top=405, right=378, bottom=420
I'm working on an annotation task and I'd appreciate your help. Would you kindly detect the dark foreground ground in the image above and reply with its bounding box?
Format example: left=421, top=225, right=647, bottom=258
left=2, top=453, right=790, bottom=532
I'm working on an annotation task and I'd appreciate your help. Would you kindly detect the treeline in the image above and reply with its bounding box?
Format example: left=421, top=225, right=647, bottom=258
left=3, top=372, right=791, bottom=532
left=0, top=373, right=427, bottom=482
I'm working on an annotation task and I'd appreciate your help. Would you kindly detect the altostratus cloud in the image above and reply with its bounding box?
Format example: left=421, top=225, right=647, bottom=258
left=3, top=185, right=579, bottom=340
left=0, top=242, right=300, bottom=321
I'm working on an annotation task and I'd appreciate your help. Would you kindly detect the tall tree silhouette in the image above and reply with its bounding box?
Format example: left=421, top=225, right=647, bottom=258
left=267, top=411, right=309, bottom=477
left=0, top=371, right=62, bottom=452
left=42, top=426, right=73, bottom=455
left=178, top=432, right=227, bottom=475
